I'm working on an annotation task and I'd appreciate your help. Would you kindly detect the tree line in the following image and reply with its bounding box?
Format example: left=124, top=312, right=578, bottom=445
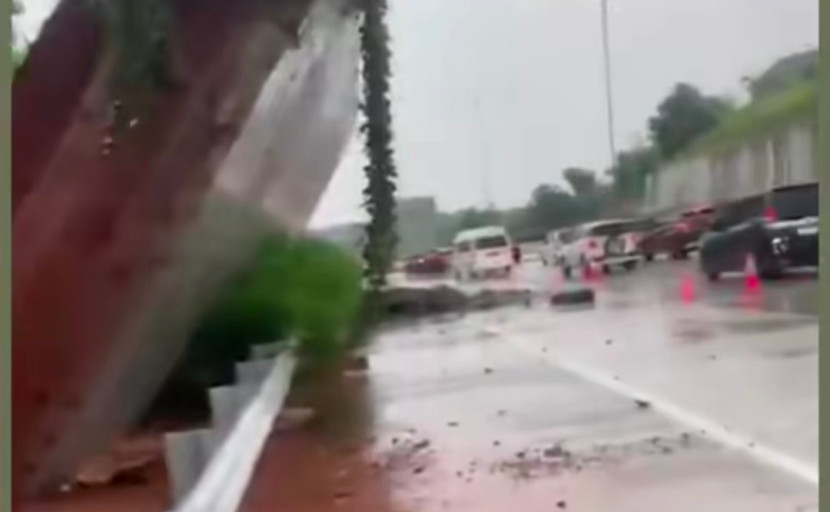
left=436, top=82, right=732, bottom=244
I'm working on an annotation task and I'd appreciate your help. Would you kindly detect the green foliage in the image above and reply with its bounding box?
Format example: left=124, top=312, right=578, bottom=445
left=563, top=168, right=597, bottom=196
left=608, top=145, right=659, bottom=202
left=648, top=83, right=732, bottom=159
left=360, top=0, right=398, bottom=293
left=523, top=184, right=603, bottom=234
left=680, top=81, right=816, bottom=159
left=435, top=181, right=614, bottom=245
left=183, top=234, right=364, bottom=386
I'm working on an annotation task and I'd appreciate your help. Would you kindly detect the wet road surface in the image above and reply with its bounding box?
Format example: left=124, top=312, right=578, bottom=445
left=243, top=259, right=817, bottom=511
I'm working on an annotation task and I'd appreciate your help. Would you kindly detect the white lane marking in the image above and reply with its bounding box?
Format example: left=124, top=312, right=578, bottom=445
left=495, top=328, right=818, bottom=486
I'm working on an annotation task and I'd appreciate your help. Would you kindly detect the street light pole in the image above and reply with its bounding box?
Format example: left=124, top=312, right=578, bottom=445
left=600, top=0, right=617, bottom=169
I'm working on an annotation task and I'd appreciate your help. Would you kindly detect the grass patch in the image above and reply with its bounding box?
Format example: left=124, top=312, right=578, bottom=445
left=678, top=81, right=816, bottom=160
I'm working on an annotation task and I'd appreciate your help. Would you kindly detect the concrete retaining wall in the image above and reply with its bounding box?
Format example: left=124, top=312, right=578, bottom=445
left=645, top=120, right=818, bottom=214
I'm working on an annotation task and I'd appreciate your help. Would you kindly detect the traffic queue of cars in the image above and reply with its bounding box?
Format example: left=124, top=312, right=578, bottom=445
left=402, top=182, right=818, bottom=283
left=543, top=182, right=818, bottom=282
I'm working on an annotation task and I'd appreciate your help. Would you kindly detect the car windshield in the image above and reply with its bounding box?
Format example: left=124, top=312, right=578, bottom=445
left=771, top=186, right=818, bottom=220
left=589, top=220, right=653, bottom=236
left=588, top=223, right=628, bottom=237
left=476, top=235, right=508, bottom=249
left=455, top=241, right=472, bottom=252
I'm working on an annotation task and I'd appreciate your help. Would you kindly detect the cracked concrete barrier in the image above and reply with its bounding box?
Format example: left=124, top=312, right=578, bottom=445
left=164, top=428, right=215, bottom=505
left=236, top=360, right=274, bottom=385
left=168, top=352, right=297, bottom=511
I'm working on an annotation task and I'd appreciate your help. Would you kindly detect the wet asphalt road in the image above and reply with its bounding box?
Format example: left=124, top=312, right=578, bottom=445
left=364, top=259, right=817, bottom=511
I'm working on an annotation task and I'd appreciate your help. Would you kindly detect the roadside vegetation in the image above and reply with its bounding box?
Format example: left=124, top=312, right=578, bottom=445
left=682, top=80, right=816, bottom=159
left=142, top=234, right=364, bottom=423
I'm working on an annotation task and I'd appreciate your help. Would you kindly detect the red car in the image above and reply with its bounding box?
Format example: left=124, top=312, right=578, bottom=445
left=404, top=248, right=451, bottom=275
left=639, top=206, right=714, bottom=261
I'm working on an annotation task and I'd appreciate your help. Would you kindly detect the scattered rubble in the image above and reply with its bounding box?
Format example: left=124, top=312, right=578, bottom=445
left=381, top=285, right=533, bottom=319
left=492, top=433, right=705, bottom=480
left=370, top=432, right=436, bottom=474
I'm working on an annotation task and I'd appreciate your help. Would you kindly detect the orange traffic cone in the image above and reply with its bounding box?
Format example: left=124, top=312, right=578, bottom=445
left=581, top=263, right=594, bottom=282
left=680, top=272, right=696, bottom=302
left=744, top=253, right=761, bottom=292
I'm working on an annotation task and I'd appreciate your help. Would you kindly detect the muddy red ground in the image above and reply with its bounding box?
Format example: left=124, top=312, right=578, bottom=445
left=17, top=433, right=173, bottom=512
left=239, top=368, right=403, bottom=512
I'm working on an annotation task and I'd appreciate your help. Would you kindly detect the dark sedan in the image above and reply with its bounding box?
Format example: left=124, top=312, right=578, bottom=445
left=699, top=183, right=818, bottom=281
left=639, top=206, right=713, bottom=261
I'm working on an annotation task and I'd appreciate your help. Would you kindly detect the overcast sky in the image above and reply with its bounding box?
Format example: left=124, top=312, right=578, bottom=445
left=310, top=0, right=817, bottom=228
left=16, top=0, right=817, bottom=229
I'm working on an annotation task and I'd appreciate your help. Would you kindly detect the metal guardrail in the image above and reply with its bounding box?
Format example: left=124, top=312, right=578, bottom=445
left=171, top=352, right=296, bottom=512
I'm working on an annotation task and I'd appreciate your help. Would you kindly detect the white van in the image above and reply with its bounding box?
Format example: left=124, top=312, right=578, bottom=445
left=451, top=226, right=514, bottom=280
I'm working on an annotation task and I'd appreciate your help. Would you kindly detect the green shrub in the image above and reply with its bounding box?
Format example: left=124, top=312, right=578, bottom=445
left=185, top=234, right=363, bottom=383
left=144, top=233, right=365, bottom=424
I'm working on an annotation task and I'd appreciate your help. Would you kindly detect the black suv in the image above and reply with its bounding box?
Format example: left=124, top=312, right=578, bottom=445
left=699, top=183, right=818, bottom=281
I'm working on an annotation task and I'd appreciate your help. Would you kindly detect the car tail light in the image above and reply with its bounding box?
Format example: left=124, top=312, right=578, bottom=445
left=764, top=206, right=778, bottom=222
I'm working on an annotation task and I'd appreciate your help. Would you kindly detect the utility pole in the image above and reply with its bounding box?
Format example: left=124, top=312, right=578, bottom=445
left=600, top=0, right=617, bottom=170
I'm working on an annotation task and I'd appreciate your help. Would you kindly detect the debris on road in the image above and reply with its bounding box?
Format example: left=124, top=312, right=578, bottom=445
left=413, top=439, right=431, bottom=451
left=381, top=285, right=534, bottom=319
left=493, top=433, right=704, bottom=480
left=549, top=287, right=595, bottom=306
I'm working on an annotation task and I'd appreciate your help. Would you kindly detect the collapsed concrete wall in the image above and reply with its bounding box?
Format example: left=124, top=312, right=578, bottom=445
left=13, top=0, right=359, bottom=496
